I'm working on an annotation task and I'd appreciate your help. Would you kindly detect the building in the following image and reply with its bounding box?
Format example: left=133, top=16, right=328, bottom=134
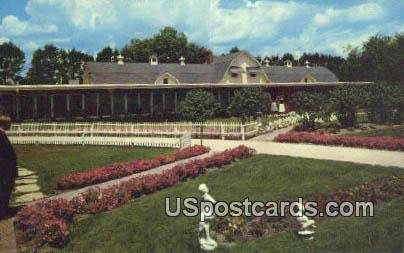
left=0, top=51, right=368, bottom=122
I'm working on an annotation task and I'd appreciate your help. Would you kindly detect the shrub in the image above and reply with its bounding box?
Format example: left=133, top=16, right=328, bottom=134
left=228, top=87, right=271, bottom=123
left=275, top=131, right=404, bottom=150
left=365, top=82, right=404, bottom=124
left=291, top=91, right=328, bottom=131
left=329, top=85, right=365, bottom=128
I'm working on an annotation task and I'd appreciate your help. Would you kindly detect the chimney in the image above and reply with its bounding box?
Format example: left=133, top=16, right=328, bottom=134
left=205, top=50, right=213, bottom=64
left=179, top=56, right=185, bottom=66
left=150, top=54, right=158, bottom=65
left=305, top=60, right=310, bottom=68
left=117, top=54, right=124, bottom=65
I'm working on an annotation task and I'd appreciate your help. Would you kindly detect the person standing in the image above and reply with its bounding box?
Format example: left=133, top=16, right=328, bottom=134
left=0, top=113, right=17, bottom=219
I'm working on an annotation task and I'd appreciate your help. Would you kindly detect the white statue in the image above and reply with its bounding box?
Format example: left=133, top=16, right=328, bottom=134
left=295, top=203, right=316, bottom=240
left=198, top=184, right=218, bottom=251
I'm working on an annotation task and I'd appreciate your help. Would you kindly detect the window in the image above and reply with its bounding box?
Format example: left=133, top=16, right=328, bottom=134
left=163, top=78, right=169, bottom=84
left=231, top=73, right=238, bottom=78
left=250, top=72, right=257, bottom=78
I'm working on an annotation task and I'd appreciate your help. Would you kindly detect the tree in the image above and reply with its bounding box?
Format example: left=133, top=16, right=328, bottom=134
left=291, top=91, right=328, bottom=131
left=96, top=46, right=119, bottom=62
left=66, top=49, right=94, bottom=81
left=329, top=85, right=364, bottom=128
left=365, top=82, right=404, bottom=124
left=121, top=38, right=152, bottom=62
left=26, top=44, right=68, bottom=84
left=121, top=26, right=208, bottom=63
left=0, top=42, right=25, bottom=85
left=229, top=47, right=240, bottom=54
left=180, top=89, right=219, bottom=144
left=228, top=87, right=271, bottom=123
left=298, top=53, right=345, bottom=79
left=340, top=33, right=404, bottom=84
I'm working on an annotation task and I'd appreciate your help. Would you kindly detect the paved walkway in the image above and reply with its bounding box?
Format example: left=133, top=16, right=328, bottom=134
left=0, top=218, right=17, bottom=253
left=250, top=126, right=294, bottom=141
left=193, top=139, right=404, bottom=168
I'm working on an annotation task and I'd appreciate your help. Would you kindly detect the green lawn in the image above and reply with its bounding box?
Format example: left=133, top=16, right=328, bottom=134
left=14, top=145, right=175, bottom=195
left=344, top=125, right=404, bottom=138
left=43, top=154, right=404, bottom=253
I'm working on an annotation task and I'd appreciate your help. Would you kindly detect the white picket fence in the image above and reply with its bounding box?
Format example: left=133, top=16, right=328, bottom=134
left=7, top=121, right=259, bottom=147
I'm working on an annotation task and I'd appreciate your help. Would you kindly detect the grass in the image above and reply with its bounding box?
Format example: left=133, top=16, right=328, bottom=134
left=42, top=154, right=404, bottom=253
left=344, top=125, right=404, bottom=138
left=14, top=145, right=175, bottom=195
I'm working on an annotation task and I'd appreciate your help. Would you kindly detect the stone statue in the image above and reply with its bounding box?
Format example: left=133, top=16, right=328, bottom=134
left=198, top=184, right=218, bottom=251
left=295, top=203, right=316, bottom=240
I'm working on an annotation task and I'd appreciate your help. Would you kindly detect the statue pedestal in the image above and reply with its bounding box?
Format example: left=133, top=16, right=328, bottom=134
left=199, top=237, right=218, bottom=251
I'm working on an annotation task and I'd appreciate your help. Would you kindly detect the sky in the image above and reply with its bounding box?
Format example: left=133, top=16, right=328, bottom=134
left=1, top=0, right=404, bottom=72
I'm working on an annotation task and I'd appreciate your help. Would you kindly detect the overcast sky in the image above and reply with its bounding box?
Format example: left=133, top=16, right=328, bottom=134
left=1, top=0, right=404, bottom=69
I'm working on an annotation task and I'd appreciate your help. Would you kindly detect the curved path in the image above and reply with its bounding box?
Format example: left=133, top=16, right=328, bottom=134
left=193, top=139, right=404, bottom=169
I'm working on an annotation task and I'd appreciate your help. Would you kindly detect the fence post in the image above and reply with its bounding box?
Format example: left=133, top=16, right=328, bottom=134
left=90, top=123, right=94, bottom=137
left=220, top=123, right=225, bottom=140
left=241, top=124, right=245, bottom=141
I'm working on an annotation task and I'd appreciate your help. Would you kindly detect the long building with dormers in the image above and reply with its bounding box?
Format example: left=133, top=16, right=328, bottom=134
left=0, top=51, right=369, bottom=122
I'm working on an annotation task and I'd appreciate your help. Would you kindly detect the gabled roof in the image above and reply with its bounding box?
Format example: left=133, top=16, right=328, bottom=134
left=85, top=51, right=339, bottom=84
left=263, top=66, right=338, bottom=83
left=86, top=62, right=219, bottom=84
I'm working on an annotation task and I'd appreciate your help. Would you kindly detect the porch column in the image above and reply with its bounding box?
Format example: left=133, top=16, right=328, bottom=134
left=124, top=94, right=128, bottom=115
left=81, top=94, right=86, bottom=117
left=33, top=95, right=38, bottom=119
left=137, top=93, right=141, bottom=113
left=66, top=94, right=70, bottom=116
left=50, top=94, right=54, bottom=119
left=174, top=91, right=178, bottom=113
left=96, top=93, right=100, bottom=117
left=162, top=93, right=166, bottom=112
left=110, top=92, right=114, bottom=116
left=15, top=92, right=21, bottom=122
left=150, top=92, right=154, bottom=114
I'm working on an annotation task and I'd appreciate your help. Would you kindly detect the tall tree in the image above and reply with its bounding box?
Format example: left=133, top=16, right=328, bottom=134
left=96, top=46, right=119, bottom=62
left=26, top=44, right=68, bottom=84
left=121, top=26, right=207, bottom=63
left=121, top=38, right=152, bottom=62
left=298, top=53, right=345, bottom=79
left=340, top=33, right=404, bottom=84
left=151, top=27, right=188, bottom=63
left=0, top=42, right=25, bottom=85
left=66, top=49, right=94, bottom=80
left=229, top=47, right=240, bottom=54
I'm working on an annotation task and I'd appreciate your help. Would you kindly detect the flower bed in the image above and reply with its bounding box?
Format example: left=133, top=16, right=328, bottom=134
left=16, top=145, right=255, bottom=248
left=260, top=112, right=302, bottom=133
left=275, top=131, right=404, bottom=151
left=57, top=145, right=210, bottom=189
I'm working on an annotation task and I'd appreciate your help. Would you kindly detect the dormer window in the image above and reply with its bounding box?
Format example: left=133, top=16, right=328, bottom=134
left=247, top=67, right=260, bottom=78
left=229, top=66, right=243, bottom=78
left=163, top=78, right=168, bottom=84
